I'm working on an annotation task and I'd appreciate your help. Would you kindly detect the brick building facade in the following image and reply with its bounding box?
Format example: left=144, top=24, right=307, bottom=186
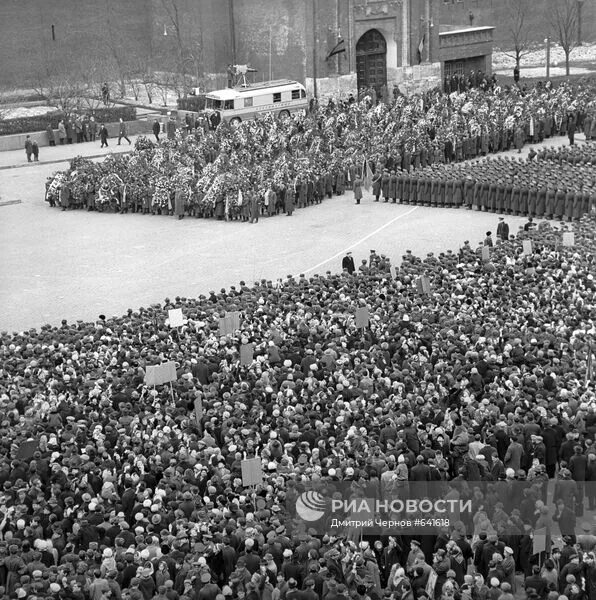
left=0, top=0, right=507, bottom=98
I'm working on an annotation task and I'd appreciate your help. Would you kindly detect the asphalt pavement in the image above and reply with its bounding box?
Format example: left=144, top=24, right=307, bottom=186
left=0, top=131, right=587, bottom=331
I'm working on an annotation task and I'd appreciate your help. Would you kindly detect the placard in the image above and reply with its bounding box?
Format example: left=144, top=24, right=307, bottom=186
left=355, top=307, right=370, bottom=329
left=168, top=308, right=185, bottom=328
left=226, top=311, right=241, bottom=331
left=416, top=276, right=431, bottom=295
left=481, top=246, right=490, bottom=262
left=145, top=361, right=178, bottom=386
left=240, top=343, right=254, bottom=366
left=532, top=527, right=548, bottom=555
left=522, top=240, right=533, bottom=255
left=241, top=458, right=264, bottom=487
left=219, top=311, right=242, bottom=336
left=563, top=232, right=575, bottom=247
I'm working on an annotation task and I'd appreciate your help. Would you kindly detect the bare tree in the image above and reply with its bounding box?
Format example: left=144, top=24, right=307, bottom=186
left=548, top=0, right=579, bottom=76
left=156, top=0, right=203, bottom=98
left=32, top=77, right=89, bottom=115
left=142, top=72, right=157, bottom=105
left=503, top=0, right=532, bottom=69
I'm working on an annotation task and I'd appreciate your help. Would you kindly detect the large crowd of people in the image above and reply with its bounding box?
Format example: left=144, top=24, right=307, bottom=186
left=44, top=79, right=596, bottom=221
left=1, top=209, right=595, bottom=599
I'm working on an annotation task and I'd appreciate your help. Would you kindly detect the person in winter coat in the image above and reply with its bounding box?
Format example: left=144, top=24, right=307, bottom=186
left=99, top=124, right=109, bottom=148
left=372, top=169, right=382, bottom=202
left=353, top=174, right=363, bottom=205
left=153, top=119, right=161, bottom=142
left=46, top=123, right=56, bottom=146
left=284, top=187, right=294, bottom=216
left=58, top=120, right=67, bottom=144
left=118, top=118, right=131, bottom=145
left=174, top=187, right=185, bottom=220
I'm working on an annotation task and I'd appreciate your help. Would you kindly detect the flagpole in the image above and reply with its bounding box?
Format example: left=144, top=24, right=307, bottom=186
left=425, top=0, right=431, bottom=63
left=312, top=0, right=318, bottom=98
left=336, top=0, right=341, bottom=74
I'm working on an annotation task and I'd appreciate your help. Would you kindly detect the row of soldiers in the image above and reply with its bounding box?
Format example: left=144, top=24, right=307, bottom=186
left=531, top=143, right=596, bottom=165
left=368, top=156, right=596, bottom=221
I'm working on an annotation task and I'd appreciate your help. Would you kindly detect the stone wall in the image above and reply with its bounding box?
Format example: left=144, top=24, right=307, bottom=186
left=0, top=0, right=151, bottom=87
left=306, top=64, right=442, bottom=99
left=149, top=0, right=232, bottom=78
left=305, top=74, right=358, bottom=100
left=394, top=62, right=442, bottom=95
left=233, top=0, right=309, bottom=83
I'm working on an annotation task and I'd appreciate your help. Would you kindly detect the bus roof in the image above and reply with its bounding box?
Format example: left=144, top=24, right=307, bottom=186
left=205, top=79, right=304, bottom=99
left=235, top=79, right=302, bottom=93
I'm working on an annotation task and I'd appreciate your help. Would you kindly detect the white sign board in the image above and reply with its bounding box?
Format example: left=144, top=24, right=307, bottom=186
left=168, top=308, right=185, bottom=328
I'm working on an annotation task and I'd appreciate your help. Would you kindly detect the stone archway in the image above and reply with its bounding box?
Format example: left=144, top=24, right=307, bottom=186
left=356, top=29, right=387, bottom=100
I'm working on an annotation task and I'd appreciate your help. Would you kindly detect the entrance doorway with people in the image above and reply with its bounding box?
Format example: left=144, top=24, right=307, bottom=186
left=356, top=29, right=388, bottom=101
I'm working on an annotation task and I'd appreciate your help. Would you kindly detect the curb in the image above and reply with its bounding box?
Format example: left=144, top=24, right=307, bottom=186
left=0, top=200, right=22, bottom=207
left=0, top=150, right=134, bottom=171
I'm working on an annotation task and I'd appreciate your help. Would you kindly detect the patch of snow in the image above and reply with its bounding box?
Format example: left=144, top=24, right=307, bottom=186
left=0, top=105, right=59, bottom=120
left=494, top=66, right=594, bottom=77
left=492, top=42, right=596, bottom=72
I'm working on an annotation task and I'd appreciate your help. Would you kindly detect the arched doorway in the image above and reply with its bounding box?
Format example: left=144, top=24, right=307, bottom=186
left=356, top=29, right=387, bottom=100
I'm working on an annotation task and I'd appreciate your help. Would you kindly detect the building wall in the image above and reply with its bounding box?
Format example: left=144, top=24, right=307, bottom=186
left=149, top=0, right=232, bottom=78
left=0, top=0, right=151, bottom=87
left=0, top=0, right=511, bottom=97
left=232, top=0, right=310, bottom=83
left=440, top=0, right=596, bottom=48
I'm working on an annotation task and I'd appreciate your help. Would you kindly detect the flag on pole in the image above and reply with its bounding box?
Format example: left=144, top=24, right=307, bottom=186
left=326, top=38, right=346, bottom=60
left=363, top=159, right=372, bottom=191
left=587, top=342, right=594, bottom=383
left=417, top=33, right=425, bottom=64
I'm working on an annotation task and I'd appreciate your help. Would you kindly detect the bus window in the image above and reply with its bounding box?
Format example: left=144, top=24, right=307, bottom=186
left=291, top=89, right=300, bottom=100
left=206, top=98, right=223, bottom=110
left=244, top=97, right=253, bottom=108
left=224, top=100, right=234, bottom=110
left=273, top=92, right=281, bottom=103
left=301, top=89, right=306, bottom=98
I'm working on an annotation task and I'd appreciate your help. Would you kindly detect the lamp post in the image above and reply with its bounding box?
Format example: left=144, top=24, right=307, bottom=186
left=577, top=0, right=585, bottom=45
left=545, top=37, right=550, bottom=79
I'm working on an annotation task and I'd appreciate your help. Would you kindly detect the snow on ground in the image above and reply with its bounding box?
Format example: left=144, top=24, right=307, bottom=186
left=0, top=105, right=59, bottom=120
left=493, top=42, right=596, bottom=75
left=499, top=66, right=594, bottom=77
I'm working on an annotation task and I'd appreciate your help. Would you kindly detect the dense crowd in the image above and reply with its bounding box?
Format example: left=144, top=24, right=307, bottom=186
left=1, top=210, right=595, bottom=600
left=367, top=143, right=596, bottom=220
left=44, top=79, right=596, bottom=220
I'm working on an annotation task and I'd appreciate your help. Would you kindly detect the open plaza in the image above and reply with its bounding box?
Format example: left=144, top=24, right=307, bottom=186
left=1, top=1, right=596, bottom=600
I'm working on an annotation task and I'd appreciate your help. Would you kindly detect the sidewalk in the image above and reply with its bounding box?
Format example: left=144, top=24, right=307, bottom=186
left=0, top=135, right=145, bottom=171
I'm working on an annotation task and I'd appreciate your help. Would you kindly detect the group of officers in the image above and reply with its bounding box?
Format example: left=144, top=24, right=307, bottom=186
left=367, top=145, right=596, bottom=221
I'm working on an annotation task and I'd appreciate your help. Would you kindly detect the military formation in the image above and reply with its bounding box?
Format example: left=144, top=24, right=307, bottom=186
left=368, top=143, right=596, bottom=221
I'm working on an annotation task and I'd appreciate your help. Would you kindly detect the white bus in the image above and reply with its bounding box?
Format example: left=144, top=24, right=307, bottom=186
left=204, top=79, right=308, bottom=124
